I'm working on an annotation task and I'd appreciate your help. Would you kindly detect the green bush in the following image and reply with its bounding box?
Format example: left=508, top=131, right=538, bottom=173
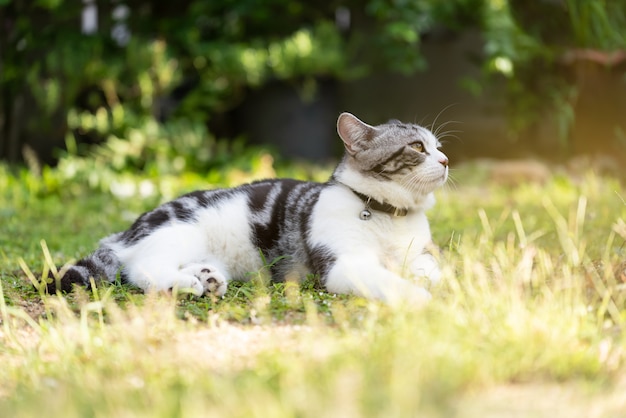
left=482, top=0, right=626, bottom=141
left=1, top=0, right=485, bottom=170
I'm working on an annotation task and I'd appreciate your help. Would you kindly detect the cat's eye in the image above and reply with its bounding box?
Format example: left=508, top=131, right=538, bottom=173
left=410, top=142, right=424, bottom=152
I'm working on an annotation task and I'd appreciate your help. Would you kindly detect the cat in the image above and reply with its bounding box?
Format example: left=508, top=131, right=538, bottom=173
left=48, top=112, right=449, bottom=304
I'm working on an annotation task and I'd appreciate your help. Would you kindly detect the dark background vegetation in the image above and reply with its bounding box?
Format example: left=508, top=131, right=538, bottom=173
left=1, top=0, right=625, bottom=173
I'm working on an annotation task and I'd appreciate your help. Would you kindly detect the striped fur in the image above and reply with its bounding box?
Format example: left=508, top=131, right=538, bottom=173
left=49, top=113, right=449, bottom=304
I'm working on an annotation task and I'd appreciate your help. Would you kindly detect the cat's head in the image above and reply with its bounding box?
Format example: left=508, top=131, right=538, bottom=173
left=336, top=112, right=449, bottom=197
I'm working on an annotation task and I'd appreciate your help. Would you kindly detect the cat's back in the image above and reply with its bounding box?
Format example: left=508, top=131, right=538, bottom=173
left=120, top=178, right=320, bottom=242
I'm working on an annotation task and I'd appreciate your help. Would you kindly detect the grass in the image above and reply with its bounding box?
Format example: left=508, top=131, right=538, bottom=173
left=1, top=160, right=626, bottom=417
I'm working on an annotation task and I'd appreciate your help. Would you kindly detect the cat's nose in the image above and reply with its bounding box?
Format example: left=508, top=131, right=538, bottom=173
left=439, top=157, right=449, bottom=167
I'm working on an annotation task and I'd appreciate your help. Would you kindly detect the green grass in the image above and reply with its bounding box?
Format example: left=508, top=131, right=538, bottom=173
left=1, top=161, right=626, bottom=417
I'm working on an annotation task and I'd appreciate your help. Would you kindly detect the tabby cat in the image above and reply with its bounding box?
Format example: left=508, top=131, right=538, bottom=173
left=49, top=113, right=449, bottom=304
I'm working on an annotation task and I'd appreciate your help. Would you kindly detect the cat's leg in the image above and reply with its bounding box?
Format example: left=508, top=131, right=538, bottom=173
left=119, top=222, right=231, bottom=296
left=324, top=254, right=432, bottom=305
left=123, top=259, right=205, bottom=296
left=127, top=263, right=228, bottom=297
left=411, top=252, right=441, bottom=286
left=124, top=260, right=229, bottom=297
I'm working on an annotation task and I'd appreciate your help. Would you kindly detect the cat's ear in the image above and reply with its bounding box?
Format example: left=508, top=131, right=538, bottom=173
left=337, top=112, right=377, bottom=155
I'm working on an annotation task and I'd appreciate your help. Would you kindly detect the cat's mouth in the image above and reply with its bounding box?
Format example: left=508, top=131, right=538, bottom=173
left=427, top=165, right=449, bottom=184
left=440, top=167, right=449, bottom=183
left=432, top=173, right=448, bottom=188
left=437, top=168, right=449, bottom=188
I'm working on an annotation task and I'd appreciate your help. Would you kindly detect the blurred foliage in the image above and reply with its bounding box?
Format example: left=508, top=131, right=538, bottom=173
left=1, top=0, right=624, bottom=171
left=0, top=0, right=483, bottom=170
left=482, top=0, right=626, bottom=140
left=366, top=0, right=484, bottom=73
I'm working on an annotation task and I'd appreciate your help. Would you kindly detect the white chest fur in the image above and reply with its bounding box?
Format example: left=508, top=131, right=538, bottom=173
left=310, top=186, right=433, bottom=276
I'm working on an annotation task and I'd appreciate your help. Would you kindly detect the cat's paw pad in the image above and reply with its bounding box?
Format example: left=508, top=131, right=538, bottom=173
left=171, top=263, right=228, bottom=296
left=197, top=267, right=228, bottom=297
left=181, top=263, right=228, bottom=296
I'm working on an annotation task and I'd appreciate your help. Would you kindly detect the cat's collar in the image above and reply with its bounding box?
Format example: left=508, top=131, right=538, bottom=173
left=349, top=189, right=409, bottom=218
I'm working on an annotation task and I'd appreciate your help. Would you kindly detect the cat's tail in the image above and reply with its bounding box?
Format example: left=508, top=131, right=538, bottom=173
left=46, top=238, right=123, bottom=294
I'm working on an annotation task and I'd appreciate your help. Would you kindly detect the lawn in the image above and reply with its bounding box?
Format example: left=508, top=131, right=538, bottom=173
left=1, top=158, right=625, bottom=417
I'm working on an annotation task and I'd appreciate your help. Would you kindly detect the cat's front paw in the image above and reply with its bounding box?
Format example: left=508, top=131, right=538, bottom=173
left=197, top=267, right=228, bottom=297
left=180, top=264, right=228, bottom=297
left=392, top=284, right=432, bottom=306
left=412, top=253, right=441, bottom=286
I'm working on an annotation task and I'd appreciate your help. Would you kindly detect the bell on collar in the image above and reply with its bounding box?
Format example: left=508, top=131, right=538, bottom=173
left=359, top=208, right=372, bottom=221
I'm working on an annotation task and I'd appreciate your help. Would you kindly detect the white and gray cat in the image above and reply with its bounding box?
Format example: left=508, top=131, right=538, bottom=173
left=49, top=113, right=449, bottom=304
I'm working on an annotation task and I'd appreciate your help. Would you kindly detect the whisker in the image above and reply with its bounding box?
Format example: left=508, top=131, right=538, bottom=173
left=400, top=170, right=420, bottom=185
left=445, top=173, right=459, bottom=191
left=437, top=131, right=463, bottom=142
left=433, top=120, right=462, bottom=138
left=431, top=104, right=458, bottom=135
left=403, top=172, right=430, bottom=195
left=437, top=128, right=464, bottom=136
left=374, top=165, right=392, bottom=178
left=400, top=172, right=418, bottom=189
left=433, top=119, right=458, bottom=132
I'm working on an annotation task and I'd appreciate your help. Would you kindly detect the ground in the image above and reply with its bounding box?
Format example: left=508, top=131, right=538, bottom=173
left=1, top=158, right=625, bottom=417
